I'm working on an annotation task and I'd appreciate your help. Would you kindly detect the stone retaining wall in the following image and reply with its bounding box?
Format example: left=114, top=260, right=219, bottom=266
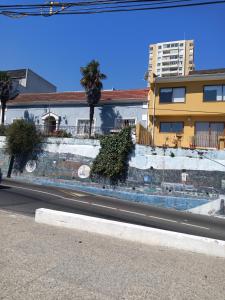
left=1, top=136, right=225, bottom=192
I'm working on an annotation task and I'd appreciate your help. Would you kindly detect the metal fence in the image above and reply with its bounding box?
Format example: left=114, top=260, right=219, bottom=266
left=35, top=125, right=125, bottom=138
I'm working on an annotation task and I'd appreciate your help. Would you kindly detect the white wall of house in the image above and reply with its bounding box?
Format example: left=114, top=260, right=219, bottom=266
left=5, top=101, right=148, bottom=130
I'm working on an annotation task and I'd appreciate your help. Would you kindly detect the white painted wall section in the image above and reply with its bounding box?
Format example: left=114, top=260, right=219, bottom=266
left=35, top=208, right=225, bottom=258
left=188, top=195, right=224, bottom=216
left=1, top=136, right=225, bottom=171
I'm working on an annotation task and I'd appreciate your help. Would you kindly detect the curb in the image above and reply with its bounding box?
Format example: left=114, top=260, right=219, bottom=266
left=35, top=208, right=225, bottom=258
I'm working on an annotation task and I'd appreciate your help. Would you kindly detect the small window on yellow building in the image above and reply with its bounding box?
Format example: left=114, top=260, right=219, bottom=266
left=160, top=122, right=184, bottom=133
left=203, top=85, right=224, bottom=102
left=159, top=88, right=185, bottom=103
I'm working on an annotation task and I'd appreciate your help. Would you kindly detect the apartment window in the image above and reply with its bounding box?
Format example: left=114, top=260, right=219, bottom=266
left=180, top=43, right=184, bottom=47
left=160, top=122, right=184, bottom=133
left=157, top=63, right=161, bottom=66
left=170, top=55, right=178, bottom=59
left=203, top=85, right=225, bottom=101
left=158, top=45, right=162, bottom=49
left=159, top=87, right=185, bottom=103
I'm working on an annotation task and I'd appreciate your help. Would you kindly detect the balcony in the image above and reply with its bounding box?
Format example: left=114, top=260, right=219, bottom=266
left=190, top=133, right=223, bottom=149
left=154, top=133, right=223, bottom=149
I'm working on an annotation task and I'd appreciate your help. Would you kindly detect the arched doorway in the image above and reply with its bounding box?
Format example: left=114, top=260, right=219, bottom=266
left=41, top=112, right=59, bottom=136
left=44, top=116, right=56, bottom=134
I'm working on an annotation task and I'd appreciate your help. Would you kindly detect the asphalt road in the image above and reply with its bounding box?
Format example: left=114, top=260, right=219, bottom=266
left=1, top=179, right=225, bottom=240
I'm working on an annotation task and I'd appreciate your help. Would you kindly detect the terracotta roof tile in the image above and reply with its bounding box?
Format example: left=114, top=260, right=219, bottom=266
left=8, top=89, right=148, bottom=106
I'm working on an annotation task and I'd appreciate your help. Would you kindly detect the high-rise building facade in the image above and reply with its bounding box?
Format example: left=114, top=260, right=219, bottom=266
left=148, top=40, right=195, bottom=79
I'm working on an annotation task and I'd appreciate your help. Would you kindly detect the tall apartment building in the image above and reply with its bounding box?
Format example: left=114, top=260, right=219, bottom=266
left=148, top=40, right=195, bottom=79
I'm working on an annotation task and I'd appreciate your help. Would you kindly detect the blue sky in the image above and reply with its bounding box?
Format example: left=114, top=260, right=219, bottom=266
left=0, top=2, right=225, bottom=91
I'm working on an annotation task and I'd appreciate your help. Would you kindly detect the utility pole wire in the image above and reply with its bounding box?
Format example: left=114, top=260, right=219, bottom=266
left=0, top=0, right=224, bottom=17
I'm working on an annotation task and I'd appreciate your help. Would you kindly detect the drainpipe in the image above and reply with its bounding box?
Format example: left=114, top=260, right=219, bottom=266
left=151, top=77, right=157, bottom=147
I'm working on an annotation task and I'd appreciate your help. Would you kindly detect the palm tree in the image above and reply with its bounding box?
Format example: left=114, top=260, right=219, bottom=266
left=80, top=60, right=107, bottom=138
left=0, top=71, right=12, bottom=125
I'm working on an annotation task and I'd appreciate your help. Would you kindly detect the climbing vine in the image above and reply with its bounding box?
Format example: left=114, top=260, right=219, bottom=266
left=91, top=127, right=134, bottom=184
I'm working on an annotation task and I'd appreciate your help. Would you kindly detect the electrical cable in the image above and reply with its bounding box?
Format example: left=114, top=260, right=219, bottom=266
left=0, top=0, right=224, bottom=17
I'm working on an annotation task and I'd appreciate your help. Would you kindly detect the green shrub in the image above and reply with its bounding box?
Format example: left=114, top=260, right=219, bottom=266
left=170, top=151, right=175, bottom=157
left=6, top=120, right=43, bottom=156
left=5, top=120, right=43, bottom=174
left=91, top=127, right=134, bottom=184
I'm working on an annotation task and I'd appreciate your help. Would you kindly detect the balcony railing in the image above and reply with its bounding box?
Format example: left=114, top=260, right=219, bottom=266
left=190, top=133, right=224, bottom=149
left=154, top=133, right=223, bottom=149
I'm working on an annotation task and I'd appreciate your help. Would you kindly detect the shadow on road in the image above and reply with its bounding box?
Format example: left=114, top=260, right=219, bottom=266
left=0, top=185, right=11, bottom=190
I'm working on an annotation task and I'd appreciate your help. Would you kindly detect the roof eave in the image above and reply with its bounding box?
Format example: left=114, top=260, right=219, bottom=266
left=155, top=73, right=225, bottom=83
left=7, top=98, right=147, bottom=107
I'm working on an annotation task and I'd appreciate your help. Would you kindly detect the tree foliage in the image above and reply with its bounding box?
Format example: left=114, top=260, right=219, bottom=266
left=6, top=119, right=43, bottom=156
left=91, top=127, right=134, bottom=184
left=0, top=71, right=12, bottom=125
left=80, top=60, right=106, bottom=137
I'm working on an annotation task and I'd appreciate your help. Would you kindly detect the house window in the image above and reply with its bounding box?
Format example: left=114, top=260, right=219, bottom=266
left=115, top=118, right=136, bottom=128
left=160, top=122, right=184, bottom=133
left=159, top=87, right=185, bottom=103
left=203, top=85, right=225, bottom=101
left=12, top=117, right=23, bottom=123
left=77, top=119, right=92, bottom=135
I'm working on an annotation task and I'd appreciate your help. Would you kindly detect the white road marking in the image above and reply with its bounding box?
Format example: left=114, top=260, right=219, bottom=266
left=60, top=190, right=86, bottom=197
left=0, top=183, right=211, bottom=232
left=1, top=184, right=90, bottom=205
left=181, top=222, right=210, bottom=230
left=148, top=215, right=177, bottom=223
left=119, top=209, right=146, bottom=216
left=92, top=203, right=117, bottom=210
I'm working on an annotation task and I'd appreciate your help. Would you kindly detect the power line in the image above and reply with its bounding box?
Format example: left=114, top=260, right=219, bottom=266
left=0, top=0, right=224, bottom=17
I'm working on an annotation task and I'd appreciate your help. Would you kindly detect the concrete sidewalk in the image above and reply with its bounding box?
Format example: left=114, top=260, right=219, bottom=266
left=0, top=211, right=225, bottom=300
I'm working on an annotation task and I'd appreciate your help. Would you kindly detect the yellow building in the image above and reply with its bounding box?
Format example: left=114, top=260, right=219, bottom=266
left=148, top=69, right=225, bottom=149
